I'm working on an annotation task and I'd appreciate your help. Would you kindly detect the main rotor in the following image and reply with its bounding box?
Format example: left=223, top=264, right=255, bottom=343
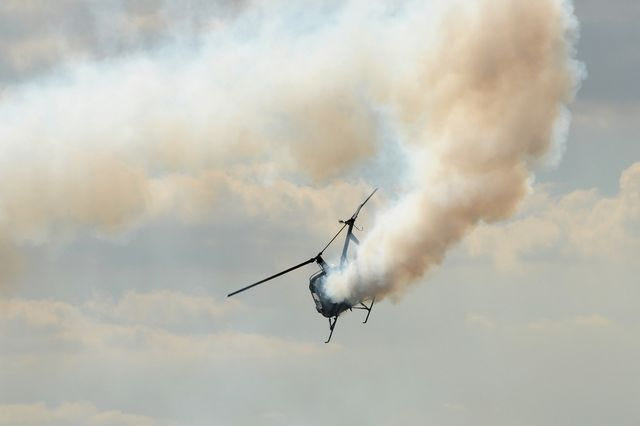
left=227, top=188, right=377, bottom=298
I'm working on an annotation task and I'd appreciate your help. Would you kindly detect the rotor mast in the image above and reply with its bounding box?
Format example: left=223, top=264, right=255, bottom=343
left=339, top=188, right=377, bottom=267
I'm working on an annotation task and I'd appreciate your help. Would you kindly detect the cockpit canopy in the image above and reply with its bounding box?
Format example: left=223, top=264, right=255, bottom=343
left=309, top=270, right=351, bottom=318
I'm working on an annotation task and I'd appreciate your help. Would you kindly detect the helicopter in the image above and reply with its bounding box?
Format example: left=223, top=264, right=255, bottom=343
left=227, top=188, right=378, bottom=343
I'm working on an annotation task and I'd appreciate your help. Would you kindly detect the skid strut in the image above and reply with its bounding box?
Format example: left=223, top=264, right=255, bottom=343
left=325, top=316, right=339, bottom=343
left=352, top=297, right=376, bottom=323
left=324, top=298, right=376, bottom=343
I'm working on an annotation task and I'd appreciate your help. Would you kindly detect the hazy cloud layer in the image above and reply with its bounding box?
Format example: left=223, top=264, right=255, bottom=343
left=0, top=401, right=175, bottom=426
left=0, top=291, right=320, bottom=364
left=0, top=0, right=249, bottom=85
left=467, top=161, right=640, bottom=269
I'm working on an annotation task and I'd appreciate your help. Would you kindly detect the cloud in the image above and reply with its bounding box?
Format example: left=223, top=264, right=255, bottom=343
left=1, top=0, right=406, bottom=288
left=86, top=289, right=239, bottom=327
left=465, top=313, right=496, bottom=330
left=0, top=292, right=322, bottom=365
left=528, top=314, right=612, bottom=332
left=466, top=161, right=640, bottom=269
left=0, top=155, right=372, bottom=289
left=0, top=0, right=250, bottom=85
left=0, top=401, right=174, bottom=426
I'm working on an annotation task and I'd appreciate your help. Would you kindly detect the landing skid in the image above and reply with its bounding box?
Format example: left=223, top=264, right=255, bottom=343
left=325, top=316, right=338, bottom=343
left=324, top=298, right=376, bottom=343
left=352, top=297, right=375, bottom=323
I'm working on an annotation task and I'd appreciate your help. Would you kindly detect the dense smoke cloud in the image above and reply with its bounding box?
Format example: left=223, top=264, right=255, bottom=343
left=0, top=0, right=581, bottom=292
left=0, top=0, right=381, bottom=285
left=326, top=0, right=583, bottom=303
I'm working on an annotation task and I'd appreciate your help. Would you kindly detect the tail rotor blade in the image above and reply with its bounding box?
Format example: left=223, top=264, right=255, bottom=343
left=227, top=257, right=316, bottom=297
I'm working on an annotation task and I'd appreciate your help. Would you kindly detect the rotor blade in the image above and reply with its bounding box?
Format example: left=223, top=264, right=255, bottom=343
left=319, top=222, right=347, bottom=254
left=227, top=257, right=316, bottom=297
left=351, top=188, right=378, bottom=220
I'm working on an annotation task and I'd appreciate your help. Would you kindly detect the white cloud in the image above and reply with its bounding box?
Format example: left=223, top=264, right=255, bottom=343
left=466, top=162, right=640, bottom=269
left=0, top=292, right=329, bottom=425
left=86, top=289, right=239, bottom=327
left=0, top=401, right=173, bottom=426
left=0, top=292, right=322, bottom=366
left=0, top=1, right=246, bottom=84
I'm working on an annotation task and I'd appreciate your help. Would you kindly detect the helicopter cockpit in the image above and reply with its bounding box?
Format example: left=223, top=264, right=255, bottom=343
left=309, top=270, right=351, bottom=318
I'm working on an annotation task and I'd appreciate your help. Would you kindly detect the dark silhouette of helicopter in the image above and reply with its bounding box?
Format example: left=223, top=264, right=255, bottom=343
left=227, top=189, right=378, bottom=343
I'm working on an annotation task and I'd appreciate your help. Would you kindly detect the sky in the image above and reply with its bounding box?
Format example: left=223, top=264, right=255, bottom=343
left=0, top=1, right=638, bottom=425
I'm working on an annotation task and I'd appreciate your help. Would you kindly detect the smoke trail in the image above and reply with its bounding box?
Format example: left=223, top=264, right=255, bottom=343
left=0, top=0, right=581, bottom=292
left=325, top=0, right=583, bottom=303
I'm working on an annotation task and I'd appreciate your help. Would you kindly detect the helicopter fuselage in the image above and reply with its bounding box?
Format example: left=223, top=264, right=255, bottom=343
left=309, top=270, right=351, bottom=318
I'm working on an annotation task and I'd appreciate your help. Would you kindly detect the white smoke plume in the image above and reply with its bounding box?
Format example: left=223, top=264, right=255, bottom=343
left=325, top=0, right=584, bottom=303
left=0, top=0, right=582, bottom=292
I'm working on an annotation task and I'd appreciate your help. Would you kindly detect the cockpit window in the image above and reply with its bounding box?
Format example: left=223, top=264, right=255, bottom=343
left=311, top=292, right=323, bottom=311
